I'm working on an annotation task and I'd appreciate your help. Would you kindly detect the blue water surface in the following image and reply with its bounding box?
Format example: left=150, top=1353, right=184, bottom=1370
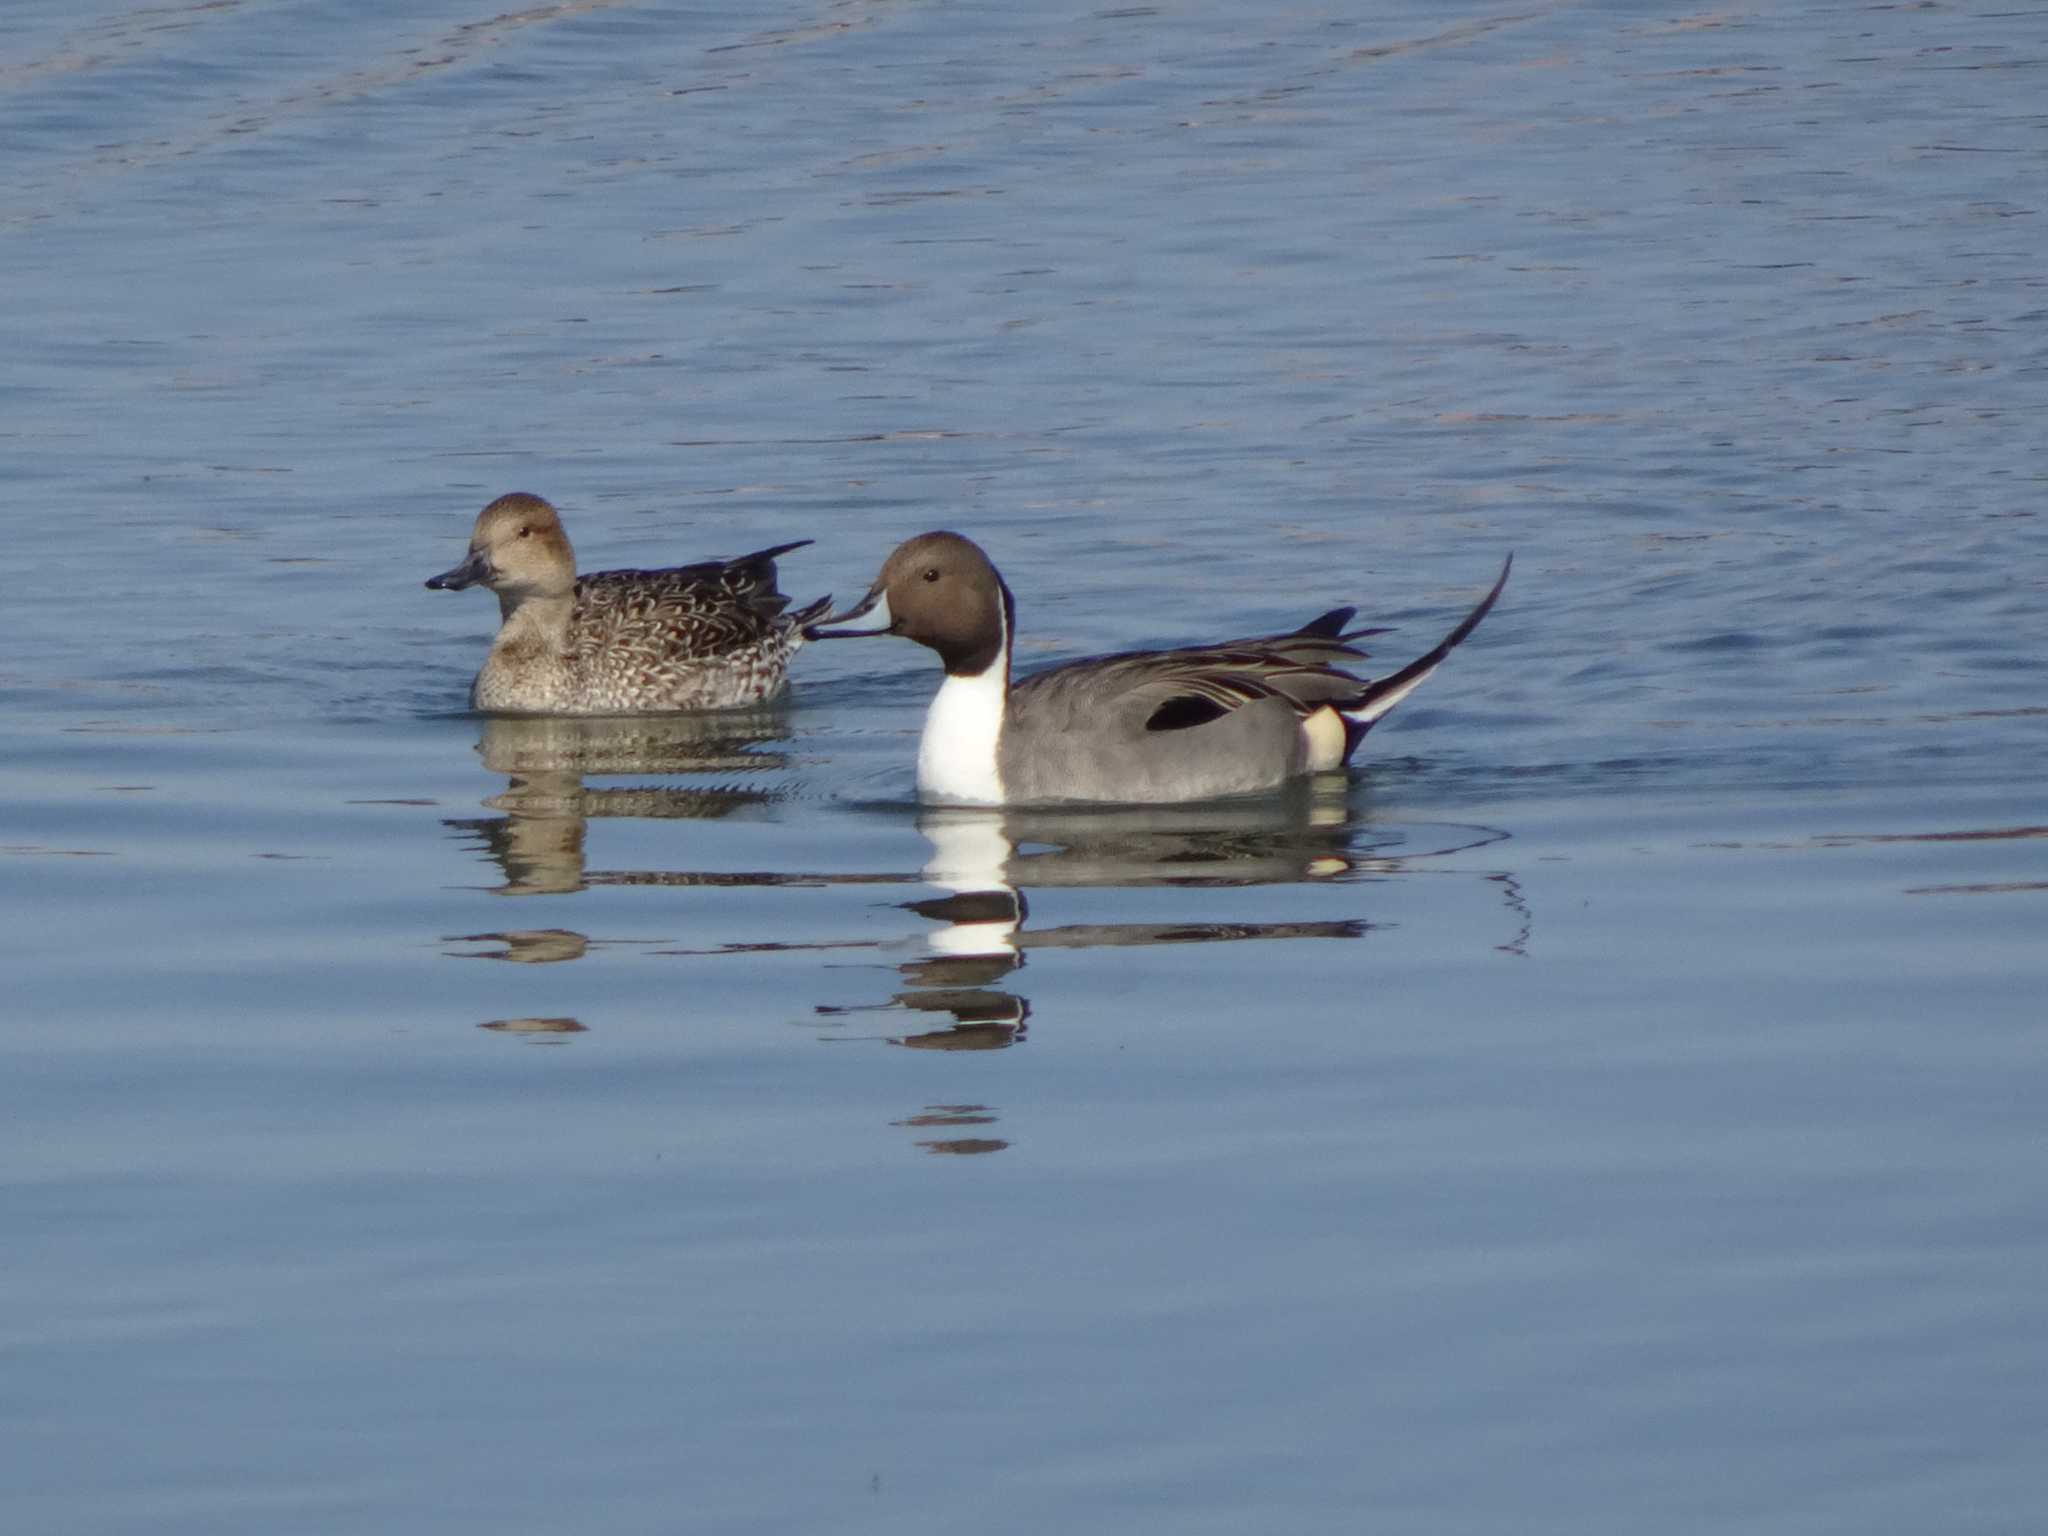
left=3, top=3, right=2045, bottom=1533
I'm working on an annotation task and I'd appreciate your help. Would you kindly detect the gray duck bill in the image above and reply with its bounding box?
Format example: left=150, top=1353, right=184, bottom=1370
left=425, top=549, right=493, bottom=591
left=804, top=586, right=894, bottom=639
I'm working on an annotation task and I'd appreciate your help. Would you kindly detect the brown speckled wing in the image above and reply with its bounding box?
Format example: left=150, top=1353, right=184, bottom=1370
left=549, top=542, right=818, bottom=712
left=571, top=543, right=804, bottom=662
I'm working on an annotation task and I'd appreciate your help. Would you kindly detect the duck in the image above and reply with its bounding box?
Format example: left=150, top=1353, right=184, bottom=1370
left=807, top=531, right=1509, bottom=805
left=425, top=492, right=828, bottom=714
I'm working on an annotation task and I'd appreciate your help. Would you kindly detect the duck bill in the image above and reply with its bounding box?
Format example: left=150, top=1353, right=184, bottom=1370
left=805, top=585, right=895, bottom=639
left=425, top=549, right=493, bottom=591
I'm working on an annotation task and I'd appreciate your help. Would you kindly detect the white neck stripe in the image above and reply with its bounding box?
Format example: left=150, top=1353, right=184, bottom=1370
left=916, top=601, right=1009, bottom=805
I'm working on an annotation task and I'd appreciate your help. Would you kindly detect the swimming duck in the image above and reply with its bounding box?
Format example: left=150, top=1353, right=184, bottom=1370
left=426, top=492, right=828, bottom=714
left=808, top=532, right=1509, bottom=805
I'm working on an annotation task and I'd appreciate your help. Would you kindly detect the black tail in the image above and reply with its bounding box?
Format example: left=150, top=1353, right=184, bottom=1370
left=1338, top=554, right=1512, bottom=758
left=1293, top=606, right=1356, bottom=639
left=1294, top=605, right=1393, bottom=643
left=729, top=538, right=813, bottom=573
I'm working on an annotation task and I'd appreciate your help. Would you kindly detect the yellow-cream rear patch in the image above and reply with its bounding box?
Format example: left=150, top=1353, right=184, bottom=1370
left=1302, top=705, right=1346, bottom=771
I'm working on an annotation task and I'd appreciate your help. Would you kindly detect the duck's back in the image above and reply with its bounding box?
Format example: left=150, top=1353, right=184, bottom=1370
left=567, top=551, right=811, bottom=713
left=574, top=557, right=792, bottom=661
left=1000, top=653, right=1310, bottom=804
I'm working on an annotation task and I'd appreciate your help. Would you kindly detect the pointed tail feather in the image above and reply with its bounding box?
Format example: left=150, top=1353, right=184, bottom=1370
left=1293, top=606, right=1356, bottom=639
left=1291, top=604, right=1394, bottom=644
left=730, top=538, right=814, bottom=572
left=788, top=593, right=833, bottom=632
left=1339, top=554, right=1512, bottom=758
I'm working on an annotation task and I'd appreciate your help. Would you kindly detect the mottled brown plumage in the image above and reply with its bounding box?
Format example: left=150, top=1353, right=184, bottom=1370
left=426, top=492, right=826, bottom=714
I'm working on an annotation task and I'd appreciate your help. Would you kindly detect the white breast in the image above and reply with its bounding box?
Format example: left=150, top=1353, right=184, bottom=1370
left=917, top=667, right=1008, bottom=805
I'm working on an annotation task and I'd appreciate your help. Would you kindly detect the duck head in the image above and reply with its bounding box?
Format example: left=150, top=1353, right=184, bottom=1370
left=426, top=492, right=577, bottom=601
left=808, top=531, right=1014, bottom=678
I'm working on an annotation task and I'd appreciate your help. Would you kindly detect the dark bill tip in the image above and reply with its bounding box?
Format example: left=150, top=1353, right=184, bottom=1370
left=425, top=550, right=492, bottom=591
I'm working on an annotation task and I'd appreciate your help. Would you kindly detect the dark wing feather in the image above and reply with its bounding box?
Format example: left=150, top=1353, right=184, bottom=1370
left=1015, top=559, right=1509, bottom=765
left=572, top=542, right=818, bottom=664
left=1021, top=638, right=1362, bottom=737
left=1146, top=693, right=1240, bottom=733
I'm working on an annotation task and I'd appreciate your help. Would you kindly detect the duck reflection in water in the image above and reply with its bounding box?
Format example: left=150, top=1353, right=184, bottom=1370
left=814, top=779, right=1447, bottom=1047
left=440, top=709, right=920, bottom=978
left=443, top=709, right=796, bottom=900
left=477, top=1016, right=588, bottom=1041
left=890, top=1105, right=1008, bottom=1156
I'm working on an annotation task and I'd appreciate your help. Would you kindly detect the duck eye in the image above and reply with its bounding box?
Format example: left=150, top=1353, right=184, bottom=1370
left=921, top=567, right=940, bottom=582
left=517, top=527, right=532, bottom=539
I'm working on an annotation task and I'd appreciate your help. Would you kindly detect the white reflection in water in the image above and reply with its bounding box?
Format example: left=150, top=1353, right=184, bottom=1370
left=820, top=795, right=1517, bottom=1052
left=438, top=716, right=1526, bottom=1068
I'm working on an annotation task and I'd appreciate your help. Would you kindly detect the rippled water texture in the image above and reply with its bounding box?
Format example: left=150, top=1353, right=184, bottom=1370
left=4, top=3, right=2045, bottom=1533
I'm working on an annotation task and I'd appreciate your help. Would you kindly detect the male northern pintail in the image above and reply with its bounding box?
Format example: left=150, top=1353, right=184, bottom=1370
left=808, top=532, right=1509, bottom=805
left=426, top=492, right=828, bottom=714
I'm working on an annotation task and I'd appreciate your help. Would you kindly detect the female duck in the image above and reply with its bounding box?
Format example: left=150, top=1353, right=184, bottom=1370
left=426, top=492, right=827, bottom=714
left=808, top=532, right=1509, bottom=805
